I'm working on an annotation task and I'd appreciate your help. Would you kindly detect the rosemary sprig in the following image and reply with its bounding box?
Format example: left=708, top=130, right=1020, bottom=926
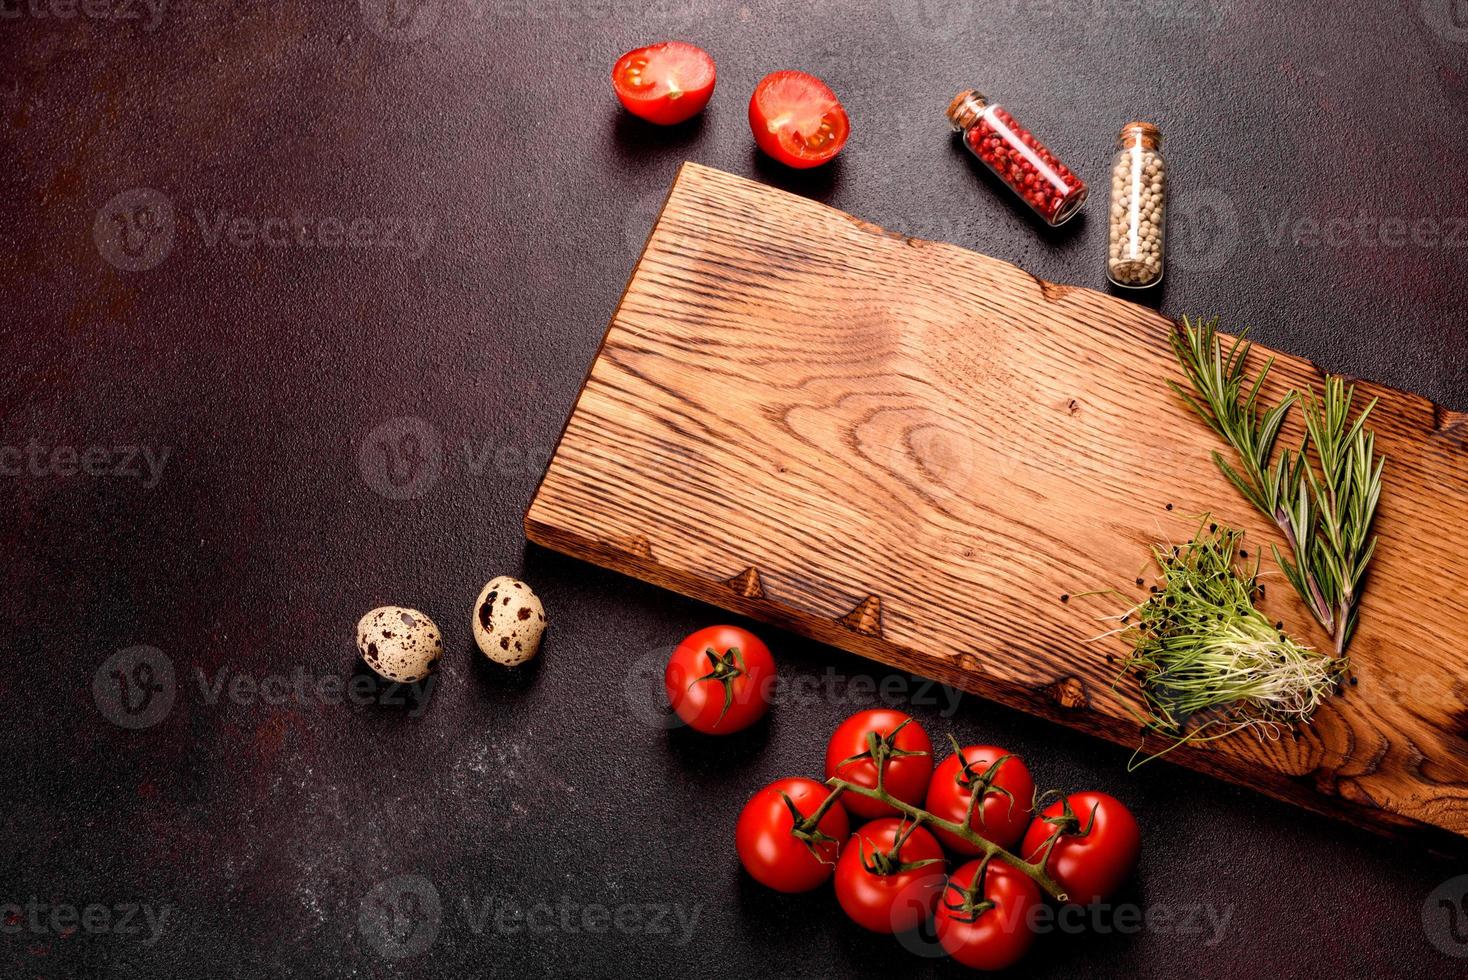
left=1169, top=316, right=1385, bottom=654
left=1108, top=523, right=1348, bottom=766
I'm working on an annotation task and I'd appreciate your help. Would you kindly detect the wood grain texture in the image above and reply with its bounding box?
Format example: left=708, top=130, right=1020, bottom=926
left=526, top=162, right=1468, bottom=844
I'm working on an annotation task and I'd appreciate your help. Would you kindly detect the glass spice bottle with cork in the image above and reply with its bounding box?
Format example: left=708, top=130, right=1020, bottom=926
left=1106, top=121, right=1166, bottom=288
left=946, top=90, right=1088, bottom=227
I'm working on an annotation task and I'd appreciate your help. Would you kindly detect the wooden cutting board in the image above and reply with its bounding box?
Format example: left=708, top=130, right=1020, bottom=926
left=526, top=162, right=1468, bottom=844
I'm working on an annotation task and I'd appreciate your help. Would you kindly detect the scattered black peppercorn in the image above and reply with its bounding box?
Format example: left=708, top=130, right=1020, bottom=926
left=1135, top=577, right=1144, bottom=587
left=1165, top=503, right=1174, bottom=511
left=1060, top=593, right=1069, bottom=603
left=1349, top=676, right=1358, bottom=686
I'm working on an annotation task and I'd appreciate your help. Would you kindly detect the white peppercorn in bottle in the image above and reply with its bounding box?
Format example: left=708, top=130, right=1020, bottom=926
left=1106, top=121, right=1166, bottom=288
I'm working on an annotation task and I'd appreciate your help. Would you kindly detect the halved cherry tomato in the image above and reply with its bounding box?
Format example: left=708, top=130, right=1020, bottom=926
left=934, top=857, right=1041, bottom=971
left=735, top=777, right=850, bottom=893
left=1021, top=791, right=1140, bottom=905
left=663, top=625, right=774, bottom=734
left=834, top=818, right=946, bottom=934
left=824, top=709, right=933, bottom=819
left=748, top=70, right=849, bottom=168
left=925, top=744, right=1034, bottom=853
left=612, top=42, right=715, bottom=125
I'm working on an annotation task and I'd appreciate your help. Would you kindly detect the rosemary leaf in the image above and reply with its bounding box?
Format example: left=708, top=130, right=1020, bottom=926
left=1168, top=316, right=1386, bottom=654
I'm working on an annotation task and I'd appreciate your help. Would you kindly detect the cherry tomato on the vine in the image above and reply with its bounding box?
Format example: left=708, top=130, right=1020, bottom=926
left=612, top=41, right=716, bottom=126
left=833, top=818, right=946, bottom=934
left=933, top=857, right=1042, bottom=971
left=748, top=70, right=849, bottom=168
left=925, top=744, right=1034, bottom=853
left=1021, top=791, right=1140, bottom=905
left=664, top=625, right=775, bottom=734
left=735, top=777, right=850, bottom=893
left=824, top=709, right=934, bottom=819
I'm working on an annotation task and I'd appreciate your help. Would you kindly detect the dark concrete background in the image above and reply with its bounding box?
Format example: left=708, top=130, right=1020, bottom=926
left=3, top=0, right=1467, bottom=976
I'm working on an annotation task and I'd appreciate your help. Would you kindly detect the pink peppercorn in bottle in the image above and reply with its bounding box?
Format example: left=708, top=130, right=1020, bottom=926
left=946, top=90, right=1087, bottom=226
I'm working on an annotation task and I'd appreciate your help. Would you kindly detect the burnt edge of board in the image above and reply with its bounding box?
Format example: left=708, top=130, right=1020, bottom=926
left=524, top=515, right=1468, bottom=854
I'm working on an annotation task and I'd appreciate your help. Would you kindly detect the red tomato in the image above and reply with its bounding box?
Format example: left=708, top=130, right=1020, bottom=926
left=925, top=744, right=1034, bottom=853
left=934, top=857, right=1042, bottom=971
left=735, top=777, right=850, bottom=893
left=824, top=709, right=933, bottom=819
left=612, top=42, right=716, bottom=125
left=833, top=818, right=946, bottom=934
left=663, top=625, right=774, bottom=734
left=748, top=70, right=849, bottom=168
left=1021, top=791, right=1140, bottom=905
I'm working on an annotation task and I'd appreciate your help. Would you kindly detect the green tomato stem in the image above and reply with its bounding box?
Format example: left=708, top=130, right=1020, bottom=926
left=823, top=778, right=1069, bottom=902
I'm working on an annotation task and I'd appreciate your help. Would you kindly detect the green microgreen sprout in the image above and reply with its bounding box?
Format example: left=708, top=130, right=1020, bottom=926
left=1098, top=520, right=1349, bottom=768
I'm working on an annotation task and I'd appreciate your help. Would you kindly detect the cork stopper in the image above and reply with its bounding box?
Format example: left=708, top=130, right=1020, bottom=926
left=1118, top=120, right=1161, bottom=150
left=946, top=90, right=988, bottom=133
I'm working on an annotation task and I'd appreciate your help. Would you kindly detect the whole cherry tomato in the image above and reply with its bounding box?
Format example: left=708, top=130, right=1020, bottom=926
left=664, top=625, right=774, bottom=734
left=612, top=42, right=716, bottom=126
left=833, top=817, right=946, bottom=934
left=925, top=743, right=1034, bottom=853
left=748, top=70, right=849, bottom=168
left=933, top=857, right=1042, bottom=971
left=735, top=777, right=850, bottom=893
left=824, top=709, right=934, bottom=819
left=1021, top=791, right=1140, bottom=905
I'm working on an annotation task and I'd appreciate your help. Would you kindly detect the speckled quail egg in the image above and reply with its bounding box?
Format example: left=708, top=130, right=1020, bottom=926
left=356, top=606, right=442, bottom=683
left=472, top=576, right=546, bottom=666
